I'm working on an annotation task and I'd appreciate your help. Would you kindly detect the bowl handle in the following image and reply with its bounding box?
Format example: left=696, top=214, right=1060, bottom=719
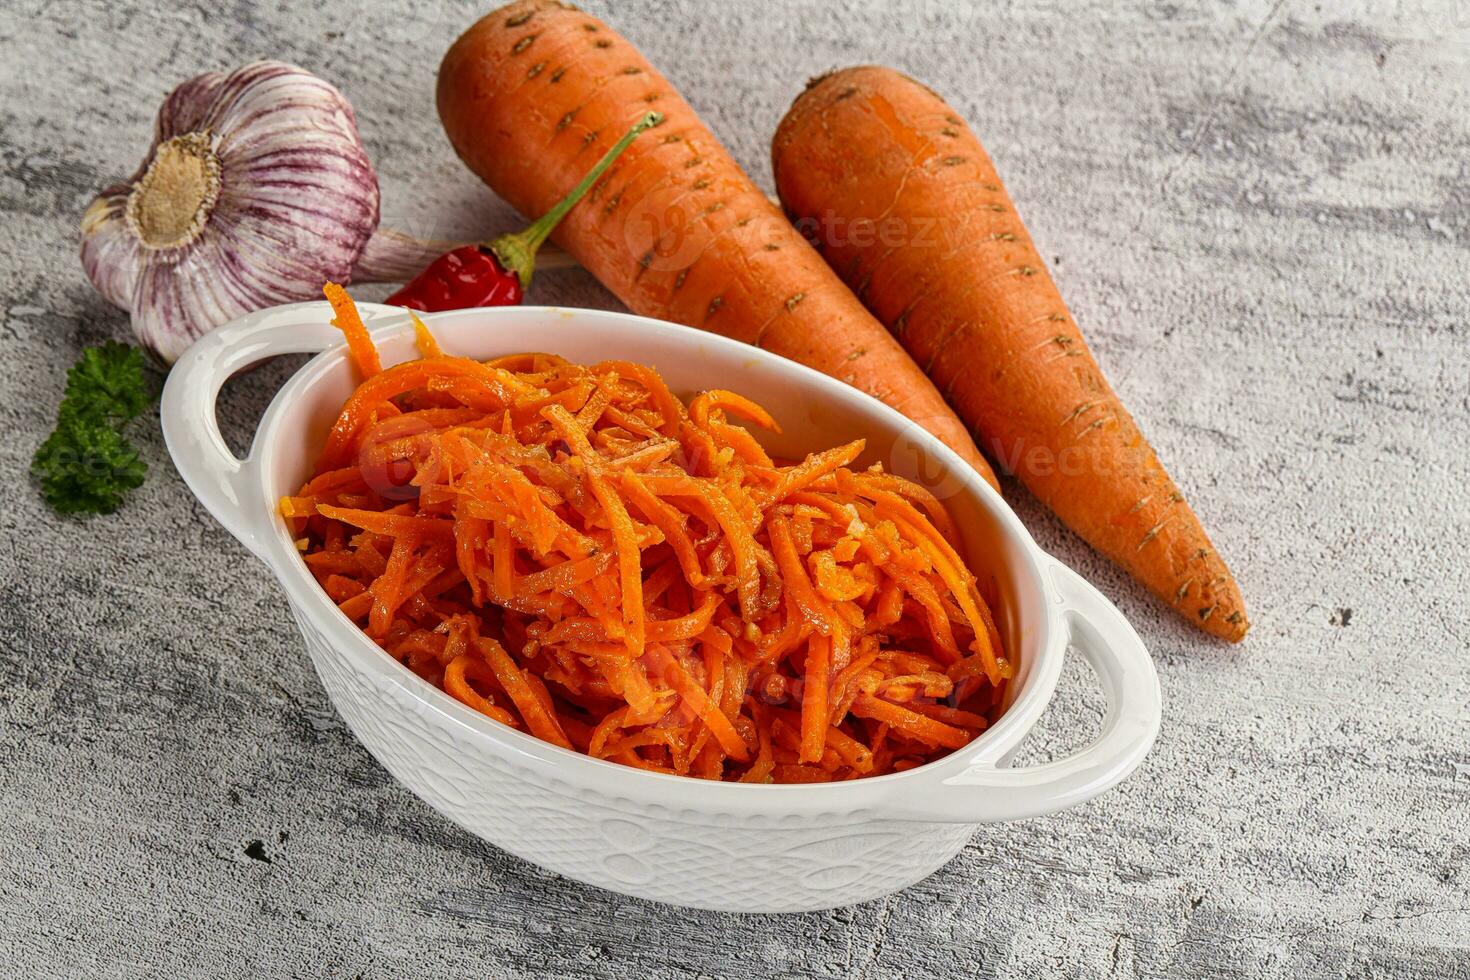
left=896, top=562, right=1162, bottom=823
left=160, top=300, right=402, bottom=562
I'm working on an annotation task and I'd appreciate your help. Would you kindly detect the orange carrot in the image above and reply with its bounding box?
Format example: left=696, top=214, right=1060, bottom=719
left=850, top=694, right=972, bottom=749
left=772, top=66, right=1249, bottom=641
left=477, top=637, right=573, bottom=749
left=315, top=505, right=454, bottom=540
left=587, top=470, right=646, bottom=657
left=644, top=645, right=749, bottom=762
left=411, top=311, right=443, bottom=358
left=323, top=281, right=380, bottom=379
left=444, top=654, right=520, bottom=727
left=435, top=1, right=1000, bottom=492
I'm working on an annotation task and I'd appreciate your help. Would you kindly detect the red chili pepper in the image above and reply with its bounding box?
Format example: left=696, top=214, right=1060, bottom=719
left=387, top=111, right=663, bottom=313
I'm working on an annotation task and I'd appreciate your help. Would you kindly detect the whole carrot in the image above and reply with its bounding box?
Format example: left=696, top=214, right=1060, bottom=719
left=435, top=1, right=1000, bottom=492
left=772, top=66, right=1247, bottom=641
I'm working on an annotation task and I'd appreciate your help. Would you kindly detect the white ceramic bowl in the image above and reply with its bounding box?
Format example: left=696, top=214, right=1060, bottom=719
left=162, top=301, right=1161, bottom=913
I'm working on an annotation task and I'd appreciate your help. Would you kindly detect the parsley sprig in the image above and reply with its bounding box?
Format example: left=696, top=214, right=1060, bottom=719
left=32, top=342, right=154, bottom=515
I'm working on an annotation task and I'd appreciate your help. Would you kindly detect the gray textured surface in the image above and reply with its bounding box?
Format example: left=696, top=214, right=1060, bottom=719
left=2, top=0, right=1468, bottom=977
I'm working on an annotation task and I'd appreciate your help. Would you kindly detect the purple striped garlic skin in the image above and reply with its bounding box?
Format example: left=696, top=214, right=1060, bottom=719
left=80, top=62, right=382, bottom=363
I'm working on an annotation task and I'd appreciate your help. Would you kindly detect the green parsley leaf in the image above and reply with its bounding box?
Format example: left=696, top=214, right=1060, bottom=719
left=62, top=340, right=151, bottom=422
left=32, top=415, right=148, bottom=515
left=33, top=342, right=154, bottom=516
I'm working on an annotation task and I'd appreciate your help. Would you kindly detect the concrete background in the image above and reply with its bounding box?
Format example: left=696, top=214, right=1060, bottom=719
left=2, top=0, right=1468, bottom=977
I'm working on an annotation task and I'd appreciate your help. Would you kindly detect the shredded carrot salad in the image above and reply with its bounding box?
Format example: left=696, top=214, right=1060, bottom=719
left=284, top=286, right=1012, bottom=782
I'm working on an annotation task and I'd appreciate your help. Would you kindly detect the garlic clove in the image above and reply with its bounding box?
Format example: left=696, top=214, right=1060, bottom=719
left=80, top=186, right=143, bottom=311
left=157, top=65, right=227, bottom=138
left=130, top=236, right=250, bottom=364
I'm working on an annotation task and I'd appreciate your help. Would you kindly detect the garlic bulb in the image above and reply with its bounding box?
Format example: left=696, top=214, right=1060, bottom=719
left=80, top=62, right=453, bottom=363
